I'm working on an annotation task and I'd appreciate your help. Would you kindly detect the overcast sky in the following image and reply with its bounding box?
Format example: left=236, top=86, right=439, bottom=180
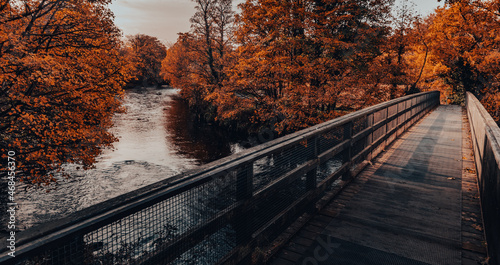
left=109, top=0, right=444, bottom=44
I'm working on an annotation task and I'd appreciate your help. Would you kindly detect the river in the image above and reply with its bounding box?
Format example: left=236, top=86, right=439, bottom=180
left=13, top=88, right=247, bottom=230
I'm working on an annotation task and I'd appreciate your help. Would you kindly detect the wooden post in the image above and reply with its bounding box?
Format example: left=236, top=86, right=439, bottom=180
left=235, top=162, right=253, bottom=244
left=342, top=121, right=353, bottom=181
left=396, top=102, right=401, bottom=138
left=237, top=163, right=253, bottom=201
left=405, top=99, right=410, bottom=130
left=383, top=107, right=389, bottom=151
left=366, top=114, right=374, bottom=161
left=306, top=136, right=318, bottom=190
left=61, top=234, right=85, bottom=265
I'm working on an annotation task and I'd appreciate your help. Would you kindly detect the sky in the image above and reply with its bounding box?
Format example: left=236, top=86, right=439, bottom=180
left=109, top=0, right=444, bottom=44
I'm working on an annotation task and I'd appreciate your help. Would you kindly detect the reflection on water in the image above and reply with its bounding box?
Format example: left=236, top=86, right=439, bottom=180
left=8, top=88, right=247, bottom=231
left=165, top=94, right=246, bottom=164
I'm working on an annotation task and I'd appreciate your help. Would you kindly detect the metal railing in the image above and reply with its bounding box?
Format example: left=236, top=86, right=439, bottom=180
left=0, top=91, right=440, bottom=265
left=466, top=92, right=500, bottom=265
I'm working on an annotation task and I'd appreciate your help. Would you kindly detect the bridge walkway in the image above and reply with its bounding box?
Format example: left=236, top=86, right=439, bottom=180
left=270, top=105, right=487, bottom=265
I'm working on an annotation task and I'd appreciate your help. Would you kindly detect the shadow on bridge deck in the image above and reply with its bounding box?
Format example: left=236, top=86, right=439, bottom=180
left=270, top=105, right=487, bottom=265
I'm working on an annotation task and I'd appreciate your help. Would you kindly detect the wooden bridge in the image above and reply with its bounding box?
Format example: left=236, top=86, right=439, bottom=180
left=270, top=104, right=487, bottom=265
left=1, top=91, right=499, bottom=265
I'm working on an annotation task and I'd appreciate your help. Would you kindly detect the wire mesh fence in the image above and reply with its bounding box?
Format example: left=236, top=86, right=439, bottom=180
left=1, top=91, right=440, bottom=265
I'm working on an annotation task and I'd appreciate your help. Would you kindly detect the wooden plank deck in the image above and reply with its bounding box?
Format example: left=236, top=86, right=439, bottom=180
left=269, top=105, right=487, bottom=265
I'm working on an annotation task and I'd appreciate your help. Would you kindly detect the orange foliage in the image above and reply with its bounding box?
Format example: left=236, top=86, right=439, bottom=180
left=126, top=34, right=167, bottom=88
left=0, top=0, right=132, bottom=185
left=164, top=0, right=500, bottom=131
left=410, top=0, right=500, bottom=123
left=212, top=0, right=394, bottom=133
left=162, top=34, right=214, bottom=109
left=162, top=0, right=235, bottom=120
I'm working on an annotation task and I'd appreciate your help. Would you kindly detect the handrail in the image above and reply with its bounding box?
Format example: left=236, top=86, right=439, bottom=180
left=466, top=92, right=500, bottom=265
left=0, top=91, right=440, bottom=265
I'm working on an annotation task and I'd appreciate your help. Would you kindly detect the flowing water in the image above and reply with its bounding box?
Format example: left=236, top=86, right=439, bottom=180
left=12, top=88, right=246, bottom=230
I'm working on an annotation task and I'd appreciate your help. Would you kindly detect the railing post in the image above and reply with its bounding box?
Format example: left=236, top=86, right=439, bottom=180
left=366, top=114, right=374, bottom=161
left=306, top=136, right=319, bottom=190
left=235, top=162, right=253, bottom=244
left=237, top=163, right=253, bottom=200
left=404, top=99, right=410, bottom=130
left=383, top=107, right=389, bottom=150
left=50, top=234, right=85, bottom=265
left=396, top=102, right=401, bottom=137
left=74, top=235, right=85, bottom=265
left=342, top=121, right=353, bottom=181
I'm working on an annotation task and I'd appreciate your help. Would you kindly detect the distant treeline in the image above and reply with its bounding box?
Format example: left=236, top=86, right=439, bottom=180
left=161, top=0, right=500, bottom=134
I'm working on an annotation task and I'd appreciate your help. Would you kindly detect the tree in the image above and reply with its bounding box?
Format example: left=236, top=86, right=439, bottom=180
left=213, top=0, right=394, bottom=134
left=126, top=34, right=167, bottom=88
left=162, top=0, right=235, bottom=120
left=413, top=0, right=500, bottom=123
left=162, top=34, right=208, bottom=109
left=189, top=0, right=234, bottom=89
left=381, top=1, right=424, bottom=97
left=0, top=0, right=132, bottom=185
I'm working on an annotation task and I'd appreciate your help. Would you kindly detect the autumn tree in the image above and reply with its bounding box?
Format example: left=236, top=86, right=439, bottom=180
left=126, top=34, right=167, bottom=88
left=162, top=34, right=207, bottom=109
left=412, top=0, right=500, bottom=123
left=0, top=0, right=132, bottom=185
left=210, top=0, right=394, bottom=133
left=162, top=0, right=235, bottom=120
left=374, top=1, right=425, bottom=99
